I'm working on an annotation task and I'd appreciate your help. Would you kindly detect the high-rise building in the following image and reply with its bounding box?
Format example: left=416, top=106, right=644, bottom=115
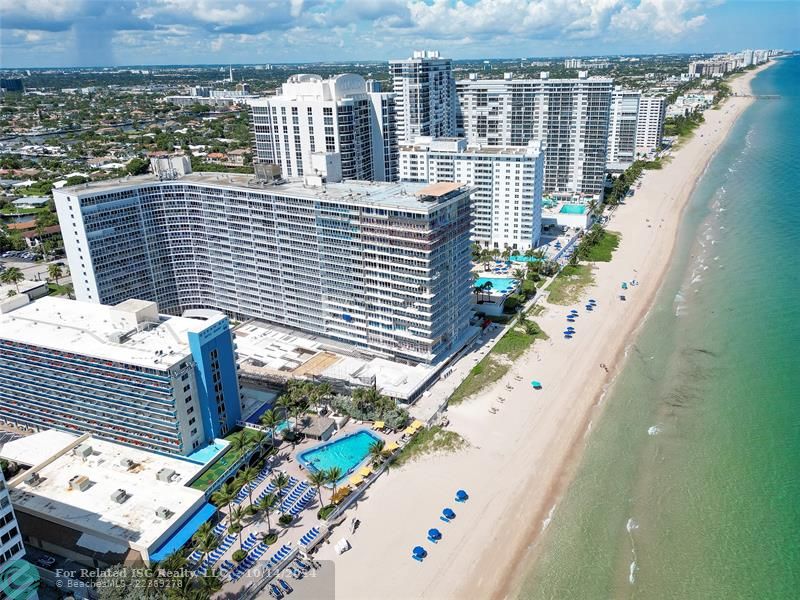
left=400, top=137, right=544, bottom=250
left=0, top=470, right=25, bottom=571
left=0, top=78, right=24, bottom=93
left=607, top=88, right=641, bottom=169
left=389, top=50, right=457, bottom=145
left=636, top=96, right=666, bottom=155
left=0, top=296, right=242, bottom=456
left=54, top=173, right=474, bottom=365
left=564, top=58, right=583, bottom=69
left=249, top=74, right=398, bottom=182
left=456, top=72, right=613, bottom=196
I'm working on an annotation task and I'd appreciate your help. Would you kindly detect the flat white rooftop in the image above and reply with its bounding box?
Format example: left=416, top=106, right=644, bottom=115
left=59, top=172, right=471, bottom=212
left=0, top=296, right=224, bottom=371
left=234, top=320, right=437, bottom=401
left=4, top=431, right=205, bottom=554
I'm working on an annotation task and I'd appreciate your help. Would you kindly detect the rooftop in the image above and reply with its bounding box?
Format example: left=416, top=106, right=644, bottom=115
left=3, top=431, right=206, bottom=555
left=57, top=172, right=471, bottom=213
left=0, top=296, right=227, bottom=371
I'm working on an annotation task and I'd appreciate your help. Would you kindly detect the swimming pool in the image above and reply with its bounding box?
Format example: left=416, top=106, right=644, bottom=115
left=559, top=204, right=587, bottom=214
left=298, top=429, right=382, bottom=480
left=474, top=277, right=518, bottom=294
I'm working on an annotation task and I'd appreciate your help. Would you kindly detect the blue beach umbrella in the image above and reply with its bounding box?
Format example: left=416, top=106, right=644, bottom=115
left=456, top=489, right=469, bottom=502
left=413, top=546, right=427, bottom=558
left=588, top=299, right=596, bottom=304
left=531, top=381, right=542, bottom=389
left=564, top=334, right=573, bottom=339
left=570, top=309, right=579, bottom=314
left=443, top=508, right=456, bottom=520
left=428, top=528, right=442, bottom=541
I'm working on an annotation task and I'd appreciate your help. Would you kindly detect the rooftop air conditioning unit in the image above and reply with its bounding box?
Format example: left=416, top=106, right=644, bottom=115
left=74, top=444, right=93, bottom=458
left=155, top=507, right=172, bottom=519
left=111, top=489, right=128, bottom=504
left=156, top=468, right=176, bottom=482
left=69, top=475, right=91, bottom=491
left=23, top=472, right=41, bottom=487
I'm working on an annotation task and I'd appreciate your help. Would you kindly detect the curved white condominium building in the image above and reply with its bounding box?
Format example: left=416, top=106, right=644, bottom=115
left=54, top=174, right=474, bottom=365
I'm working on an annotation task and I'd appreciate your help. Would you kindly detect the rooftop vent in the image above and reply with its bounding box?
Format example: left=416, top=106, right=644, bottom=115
left=74, top=444, right=93, bottom=458
left=119, top=458, right=135, bottom=469
left=156, top=468, right=176, bottom=482
left=155, top=507, right=173, bottom=519
left=69, top=475, right=91, bottom=492
left=111, top=489, right=128, bottom=504
left=23, top=472, right=41, bottom=487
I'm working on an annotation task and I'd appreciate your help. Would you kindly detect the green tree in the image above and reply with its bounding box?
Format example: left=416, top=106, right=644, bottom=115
left=235, top=465, right=259, bottom=509
left=47, top=263, right=63, bottom=284
left=259, top=408, right=281, bottom=447
left=0, top=267, right=23, bottom=291
left=126, top=157, right=149, bottom=175
left=325, top=466, right=343, bottom=504
left=210, top=481, right=235, bottom=518
left=255, top=491, right=278, bottom=534
left=368, top=439, right=386, bottom=467
left=307, top=469, right=329, bottom=508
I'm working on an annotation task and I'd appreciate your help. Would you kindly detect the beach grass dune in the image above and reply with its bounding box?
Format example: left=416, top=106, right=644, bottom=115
left=316, top=62, right=774, bottom=600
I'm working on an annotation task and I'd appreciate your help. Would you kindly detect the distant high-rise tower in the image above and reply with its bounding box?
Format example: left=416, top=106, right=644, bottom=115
left=229, top=66, right=234, bottom=83
left=389, top=50, right=457, bottom=144
left=249, top=74, right=398, bottom=182
left=457, top=71, right=613, bottom=197
left=607, top=88, right=641, bottom=169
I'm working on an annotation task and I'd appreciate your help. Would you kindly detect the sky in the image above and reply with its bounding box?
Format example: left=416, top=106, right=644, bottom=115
left=0, top=0, right=797, bottom=68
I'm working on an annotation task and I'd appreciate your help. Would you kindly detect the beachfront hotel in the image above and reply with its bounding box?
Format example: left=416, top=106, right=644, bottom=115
left=389, top=50, right=458, bottom=145
left=53, top=172, right=474, bottom=365
left=0, top=295, right=242, bottom=456
left=399, top=137, right=544, bottom=250
left=635, top=95, right=667, bottom=155
left=607, top=88, right=641, bottom=170
left=0, top=470, right=25, bottom=570
left=456, top=72, right=613, bottom=196
left=249, top=74, right=398, bottom=182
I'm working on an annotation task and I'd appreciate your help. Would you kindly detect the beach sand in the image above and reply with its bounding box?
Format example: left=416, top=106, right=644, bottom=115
left=316, top=62, right=773, bottom=600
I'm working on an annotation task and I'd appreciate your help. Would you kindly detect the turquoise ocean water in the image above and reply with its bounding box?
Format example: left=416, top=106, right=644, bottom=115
left=519, top=56, right=800, bottom=599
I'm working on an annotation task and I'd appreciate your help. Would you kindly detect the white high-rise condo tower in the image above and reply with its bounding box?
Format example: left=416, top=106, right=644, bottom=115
left=607, top=88, right=641, bottom=170
left=390, top=50, right=457, bottom=145
left=457, top=71, right=613, bottom=197
left=54, top=173, right=474, bottom=365
left=250, top=74, right=398, bottom=182
left=636, top=96, right=666, bottom=156
left=400, top=138, right=544, bottom=250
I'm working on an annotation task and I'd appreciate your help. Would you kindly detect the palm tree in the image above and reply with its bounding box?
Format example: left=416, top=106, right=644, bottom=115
left=325, top=467, right=343, bottom=504
left=255, top=491, right=278, bottom=533
left=512, top=268, right=525, bottom=281
left=228, top=430, right=253, bottom=458
left=275, top=393, right=294, bottom=431
left=272, top=471, right=289, bottom=495
left=47, top=263, right=63, bottom=284
left=307, top=469, right=328, bottom=508
left=194, top=532, right=218, bottom=570
left=229, top=505, right=246, bottom=547
left=315, top=382, right=333, bottom=413
left=197, top=570, right=223, bottom=598
left=368, top=439, right=386, bottom=467
left=0, top=267, right=23, bottom=291
left=250, top=429, right=268, bottom=459
left=210, top=481, right=235, bottom=520
left=191, top=522, right=214, bottom=548
left=259, top=409, right=281, bottom=448
left=235, top=465, right=259, bottom=509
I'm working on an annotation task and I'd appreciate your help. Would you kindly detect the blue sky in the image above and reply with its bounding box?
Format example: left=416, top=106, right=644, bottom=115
left=0, top=0, right=797, bottom=68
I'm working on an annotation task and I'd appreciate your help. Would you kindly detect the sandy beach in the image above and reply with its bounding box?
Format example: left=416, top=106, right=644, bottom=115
left=317, top=62, right=773, bottom=600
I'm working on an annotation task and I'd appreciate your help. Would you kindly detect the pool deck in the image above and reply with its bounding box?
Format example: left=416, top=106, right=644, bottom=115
left=210, top=419, right=404, bottom=597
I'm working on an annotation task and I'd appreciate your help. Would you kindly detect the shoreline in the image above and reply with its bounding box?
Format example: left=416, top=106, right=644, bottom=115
left=319, top=61, right=774, bottom=600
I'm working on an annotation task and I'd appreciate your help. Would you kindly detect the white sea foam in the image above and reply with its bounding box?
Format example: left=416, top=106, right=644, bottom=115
left=692, top=275, right=702, bottom=284
left=648, top=425, right=662, bottom=436
left=542, top=504, right=557, bottom=532
left=629, top=561, right=638, bottom=584
left=627, top=518, right=639, bottom=532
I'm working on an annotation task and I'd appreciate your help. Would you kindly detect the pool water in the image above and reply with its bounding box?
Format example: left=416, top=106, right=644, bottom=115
left=298, top=430, right=382, bottom=480
left=474, top=276, right=518, bottom=294
left=559, top=204, right=587, bottom=214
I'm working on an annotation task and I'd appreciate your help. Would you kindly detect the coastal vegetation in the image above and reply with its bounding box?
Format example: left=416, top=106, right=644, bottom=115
left=546, top=265, right=595, bottom=305
left=450, top=311, right=548, bottom=405
left=393, top=426, right=467, bottom=467
left=664, top=111, right=705, bottom=139
left=576, top=225, right=621, bottom=262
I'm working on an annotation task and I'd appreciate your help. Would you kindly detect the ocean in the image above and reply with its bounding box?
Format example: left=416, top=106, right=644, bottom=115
left=518, top=56, right=800, bottom=599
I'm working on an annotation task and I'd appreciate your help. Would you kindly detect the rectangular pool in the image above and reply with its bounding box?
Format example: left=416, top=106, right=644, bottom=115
left=298, top=429, right=382, bottom=481
left=474, top=277, right=518, bottom=294
left=559, top=204, right=587, bottom=214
